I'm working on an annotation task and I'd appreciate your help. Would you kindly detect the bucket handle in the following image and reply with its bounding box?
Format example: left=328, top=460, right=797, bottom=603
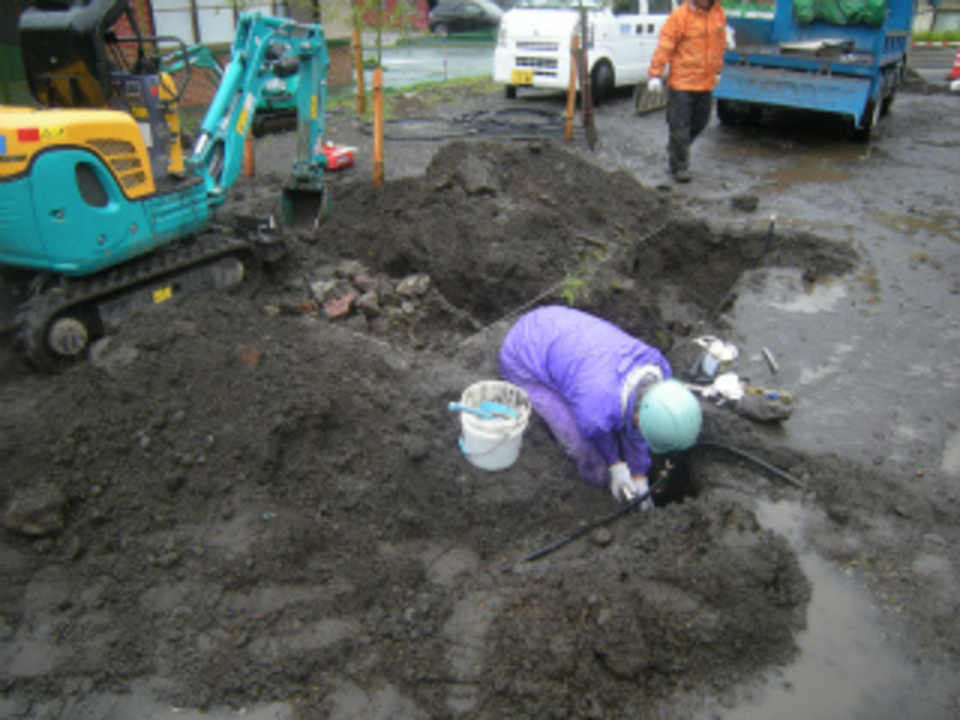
left=448, top=401, right=517, bottom=420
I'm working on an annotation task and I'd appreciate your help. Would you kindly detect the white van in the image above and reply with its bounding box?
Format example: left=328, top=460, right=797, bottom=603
left=492, top=0, right=679, bottom=102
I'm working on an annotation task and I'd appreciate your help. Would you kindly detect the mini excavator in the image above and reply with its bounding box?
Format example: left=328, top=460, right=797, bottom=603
left=160, top=43, right=299, bottom=137
left=0, top=0, right=331, bottom=370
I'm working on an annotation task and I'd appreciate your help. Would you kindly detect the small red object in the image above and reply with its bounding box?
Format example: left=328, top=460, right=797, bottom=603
left=949, top=47, right=960, bottom=81
left=237, top=347, right=262, bottom=368
left=323, top=293, right=355, bottom=319
left=321, top=141, right=355, bottom=171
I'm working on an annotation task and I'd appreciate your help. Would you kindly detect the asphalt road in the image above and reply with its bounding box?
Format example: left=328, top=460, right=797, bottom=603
left=908, top=44, right=958, bottom=83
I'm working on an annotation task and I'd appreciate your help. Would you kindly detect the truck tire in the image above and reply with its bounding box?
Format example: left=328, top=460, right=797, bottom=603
left=716, top=99, right=734, bottom=124
left=851, top=100, right=880, bottom=142
left=505, top=85, right=517, bottom=100
left=880, top=90, right=896, bottom=117
left=591, top=61, right=614, bottom=105
left=717, top=99, right=762, bottom=127
left=880, top=66, right=901, bottom=117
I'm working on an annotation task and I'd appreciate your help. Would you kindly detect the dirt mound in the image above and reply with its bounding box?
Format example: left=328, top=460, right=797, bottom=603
left=2, top=140, right=862, bottom=718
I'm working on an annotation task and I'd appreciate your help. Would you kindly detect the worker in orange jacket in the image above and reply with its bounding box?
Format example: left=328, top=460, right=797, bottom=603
left=647, top=0, right=728, bottom=183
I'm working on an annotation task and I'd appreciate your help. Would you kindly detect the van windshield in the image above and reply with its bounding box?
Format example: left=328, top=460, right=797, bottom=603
left=515, top=0, right=605, bottom=8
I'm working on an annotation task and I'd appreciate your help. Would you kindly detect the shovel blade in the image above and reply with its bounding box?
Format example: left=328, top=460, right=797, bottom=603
left=634, top=83, right=668, bottom=115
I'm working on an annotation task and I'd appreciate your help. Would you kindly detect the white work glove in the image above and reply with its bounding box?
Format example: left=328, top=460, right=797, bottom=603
left=647, top=77, right=663, bottom=94
left=609, top=463, right=653, bottom=510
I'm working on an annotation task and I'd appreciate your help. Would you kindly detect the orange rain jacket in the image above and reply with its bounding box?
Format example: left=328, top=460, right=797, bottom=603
left=648, top=0, right=727, bottom=93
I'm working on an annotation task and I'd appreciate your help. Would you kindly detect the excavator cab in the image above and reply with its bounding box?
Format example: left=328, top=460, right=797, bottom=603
left=19, top=0, right=189, bottom=180
left=19, top=0, right=140, bottom=108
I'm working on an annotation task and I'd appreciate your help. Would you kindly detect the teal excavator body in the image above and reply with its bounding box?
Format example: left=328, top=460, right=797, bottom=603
left=0, top=0, right=331, bottom=370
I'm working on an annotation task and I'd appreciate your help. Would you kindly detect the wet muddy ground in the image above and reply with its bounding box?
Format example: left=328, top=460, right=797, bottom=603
left=1, top=78, right=959, bottom=719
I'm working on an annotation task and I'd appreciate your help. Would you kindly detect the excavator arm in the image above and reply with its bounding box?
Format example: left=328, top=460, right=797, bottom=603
left=189, top=12, right=329, bottom=210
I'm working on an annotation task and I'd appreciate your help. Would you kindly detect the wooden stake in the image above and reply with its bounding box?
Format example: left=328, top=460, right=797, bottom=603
left=578, top=5, right=596, bottom=150
left=372, top=68, right=384, bottom=187
left=565, top=35, right=579, bottom=142
left=243, top=133, right=254, bottom=178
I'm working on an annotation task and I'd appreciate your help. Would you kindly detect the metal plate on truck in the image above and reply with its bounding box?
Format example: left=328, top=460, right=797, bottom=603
left=511, top=69, right=534, bottom=85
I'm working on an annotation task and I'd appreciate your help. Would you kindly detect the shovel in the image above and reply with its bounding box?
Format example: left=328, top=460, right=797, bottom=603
left=448, top=401, right=518, bottom=420
left=634, top=80, right=668, bottom=115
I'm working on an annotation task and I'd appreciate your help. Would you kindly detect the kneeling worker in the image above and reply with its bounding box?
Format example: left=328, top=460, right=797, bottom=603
left=499, top=306, right=702, bottom=503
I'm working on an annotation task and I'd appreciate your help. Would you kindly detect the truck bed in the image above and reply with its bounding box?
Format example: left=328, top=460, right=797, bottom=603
left=727, top=41, right=879, bottom=78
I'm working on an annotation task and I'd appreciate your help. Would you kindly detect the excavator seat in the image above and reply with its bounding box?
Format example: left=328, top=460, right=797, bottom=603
left=19, top=0, right=136, bottom=108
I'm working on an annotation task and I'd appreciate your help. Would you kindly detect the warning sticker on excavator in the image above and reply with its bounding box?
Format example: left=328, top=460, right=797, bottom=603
left=39, top=127, right=66, bottom=141
left=236, top=93, right=258, bottom=135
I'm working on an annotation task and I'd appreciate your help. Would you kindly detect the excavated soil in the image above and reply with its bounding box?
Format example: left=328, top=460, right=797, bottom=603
left=1, top=84, right=959, bottom=719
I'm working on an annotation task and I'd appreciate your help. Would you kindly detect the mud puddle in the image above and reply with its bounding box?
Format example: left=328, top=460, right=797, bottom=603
left=696, top=499, right=954, bottom=720
left=724, top=263, right=959, bottom=478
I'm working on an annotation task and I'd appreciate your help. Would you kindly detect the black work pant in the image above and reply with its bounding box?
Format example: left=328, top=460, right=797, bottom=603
left=666, top=90, right=713, bottom=174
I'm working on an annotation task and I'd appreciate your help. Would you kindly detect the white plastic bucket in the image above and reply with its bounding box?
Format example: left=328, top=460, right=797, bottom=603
left=457, top=381, right=531, bottom=471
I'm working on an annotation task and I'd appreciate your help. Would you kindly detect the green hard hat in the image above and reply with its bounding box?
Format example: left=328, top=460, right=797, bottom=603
left=637, top=379, right=702, bottom=454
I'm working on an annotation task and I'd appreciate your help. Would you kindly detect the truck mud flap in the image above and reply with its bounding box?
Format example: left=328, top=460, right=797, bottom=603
left=714, top=67, right=871, bottom=124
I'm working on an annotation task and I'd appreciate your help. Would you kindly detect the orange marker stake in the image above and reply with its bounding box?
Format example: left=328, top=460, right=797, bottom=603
left=372, top=68, right=384, bottom=187
left=565, top=35, right=579, bottom=142
left=243, top=133, right=254, bottom=178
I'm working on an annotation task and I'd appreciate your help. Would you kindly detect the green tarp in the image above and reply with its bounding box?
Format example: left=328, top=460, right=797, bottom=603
left=793, top=0, right=886, bottom=27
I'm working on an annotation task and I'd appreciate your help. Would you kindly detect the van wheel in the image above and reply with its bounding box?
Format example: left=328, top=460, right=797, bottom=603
left=505, top=85, right=517, bottom=100
left=591, top=61, right=614, bottom=105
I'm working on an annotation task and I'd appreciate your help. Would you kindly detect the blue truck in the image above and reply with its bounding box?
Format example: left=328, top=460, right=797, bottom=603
left=714, top=0, right=913, bottom=140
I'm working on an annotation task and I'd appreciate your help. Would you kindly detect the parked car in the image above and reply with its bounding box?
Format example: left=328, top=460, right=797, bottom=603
left=429, top=0, right=504, bottom=35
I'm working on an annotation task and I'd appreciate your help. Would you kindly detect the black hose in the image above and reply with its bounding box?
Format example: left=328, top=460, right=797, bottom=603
left=519, top=441, right=802, bottom=564
left=521, top=472, right=669, bottom=563
left=694, top=441, right=804, bottom=490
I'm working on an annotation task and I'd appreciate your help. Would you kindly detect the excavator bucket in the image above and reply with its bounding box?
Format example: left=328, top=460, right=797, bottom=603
left=281, top=181, right=329, bottom=231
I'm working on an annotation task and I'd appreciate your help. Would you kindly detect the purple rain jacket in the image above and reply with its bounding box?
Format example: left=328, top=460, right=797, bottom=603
left=499, top=306, right=672, bottom=487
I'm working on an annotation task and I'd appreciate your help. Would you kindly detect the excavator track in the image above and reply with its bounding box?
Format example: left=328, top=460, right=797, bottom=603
left=14, top=231, right=272, bottom=372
